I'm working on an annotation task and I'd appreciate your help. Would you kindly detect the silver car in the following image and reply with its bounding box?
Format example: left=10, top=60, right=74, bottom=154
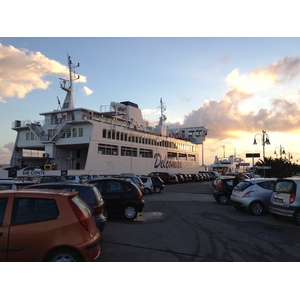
left=269, top=178, right=300, bottom=224
left=230, top=178, right=277, bottom=215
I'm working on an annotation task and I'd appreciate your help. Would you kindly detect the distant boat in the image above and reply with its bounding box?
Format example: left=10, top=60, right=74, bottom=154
left=9, top=55, right=208, bottom=177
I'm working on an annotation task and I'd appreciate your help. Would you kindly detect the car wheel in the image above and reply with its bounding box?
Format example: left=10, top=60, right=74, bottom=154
left=249, top=201, right=264, bottom=216
left=154, top=187, right=161, bottom=193
left=294, top=210, right=300, bottom=225
left=218, top=195, right=229, bottom=205
left=234, top=205, right=245, bottom=211
left=47, top=248, right=82, bottom=262
left=124, top=205, right=138, bottom=220
left=144, top=188, right=151, bottom=195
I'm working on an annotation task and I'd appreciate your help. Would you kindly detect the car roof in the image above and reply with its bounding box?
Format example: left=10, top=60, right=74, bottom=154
left=0, top=189, right=78, bottom=197
left=89, top=178, right=130, bottom=182
left=28, top=182, right=95, bottom=188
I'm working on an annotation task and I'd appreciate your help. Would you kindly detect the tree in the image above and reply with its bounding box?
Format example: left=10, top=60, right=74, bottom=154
left=255, top=157, right=300, bottom=178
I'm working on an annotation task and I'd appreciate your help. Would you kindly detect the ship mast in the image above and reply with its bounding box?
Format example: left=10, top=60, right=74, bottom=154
left=59, top=54, right=80, bottom=110
left=158, top=97, right=167, bottom=126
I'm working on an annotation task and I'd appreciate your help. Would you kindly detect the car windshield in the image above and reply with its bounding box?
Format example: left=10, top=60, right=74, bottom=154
left=234, top=181, right=253, bottom=191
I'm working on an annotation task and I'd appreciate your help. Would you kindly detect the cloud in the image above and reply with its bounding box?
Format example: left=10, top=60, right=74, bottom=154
left=0, top=43, right=87, bottom=103
left=83, top=86, right=93, bottom=96
left=178, top=56, right=300, bottom=140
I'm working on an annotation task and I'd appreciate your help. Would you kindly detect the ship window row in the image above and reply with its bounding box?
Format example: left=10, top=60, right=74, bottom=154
left=98, top=144, right=196, bottom=161
left=102, top=129, right=196, bottom=152
left=25, top=127, right=84, bottom=141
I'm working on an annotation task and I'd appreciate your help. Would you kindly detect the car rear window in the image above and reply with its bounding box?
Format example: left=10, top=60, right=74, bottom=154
left=11, top=198, right=59, bottom=225
left=274, top=181, right=296, bottom=193
left=234, top=181, right=253, bottom=191
left=70, top=195, right=91, bottom=218
left=0, top=198, right=8, bottom=226
left=91, top=186, right=103, bottom=204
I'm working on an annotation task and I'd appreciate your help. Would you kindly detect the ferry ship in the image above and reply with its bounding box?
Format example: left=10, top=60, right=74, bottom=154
left=8, top=55, right=208, bottom=177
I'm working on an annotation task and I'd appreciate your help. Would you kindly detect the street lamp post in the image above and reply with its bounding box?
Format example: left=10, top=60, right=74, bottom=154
left=253, top=130, right=271, bottom=177
left=274, top=145, right=286, bottom=158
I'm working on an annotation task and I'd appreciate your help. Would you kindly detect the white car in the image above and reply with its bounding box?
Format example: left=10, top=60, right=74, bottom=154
left=139, top=176, right=154, bottom=195
left=230, top=178, right=277, bottom=215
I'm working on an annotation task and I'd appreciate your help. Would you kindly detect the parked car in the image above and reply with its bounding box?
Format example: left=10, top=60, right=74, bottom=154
left=213, top=173, right=250, bottom=205
left=0, top=179, right=37, bottom=191
left=175, top=174, right=185, bottom=183
left=230, top=178, right=277, bottom=215
left=64, top=175, right=88, bottom=183
left=149, top=176, right=165, bottom=193
left=24, top=182, right=107, bottom=232
left=269, top=178, right=300, bottom=224
left=148, top=172, right=178, bottom=184
left=213, top=175, right=235, bottom=204
left=139, top=176, right=154, bottom=195
left=37, top=175, right=66, bottom=183
left=113, top=174, right=145, bottom=194
left=0, top=189, right=100, bottom=262
left=191, top=174, right=201, bottom=182
left=88, top=178, right=145, bottom=220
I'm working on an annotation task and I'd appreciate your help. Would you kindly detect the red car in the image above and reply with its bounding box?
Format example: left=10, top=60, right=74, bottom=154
left=0, top=189, right=100, bottom=262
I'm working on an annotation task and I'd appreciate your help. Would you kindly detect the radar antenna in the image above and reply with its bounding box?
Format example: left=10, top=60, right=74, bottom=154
left=59, top=54, right=80, bottom=110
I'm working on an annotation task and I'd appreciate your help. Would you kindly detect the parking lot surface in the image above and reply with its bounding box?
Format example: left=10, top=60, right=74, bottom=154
left=97, top=181, right=300, bottom=262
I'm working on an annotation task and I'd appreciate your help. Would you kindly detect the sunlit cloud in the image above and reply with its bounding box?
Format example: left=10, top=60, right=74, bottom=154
left=83, top=86, right=93, bottom=96
left=0, top=43, right=87, bottom=103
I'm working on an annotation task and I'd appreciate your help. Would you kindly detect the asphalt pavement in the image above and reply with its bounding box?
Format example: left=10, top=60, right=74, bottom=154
left=97, top=180, right=300, bottom=262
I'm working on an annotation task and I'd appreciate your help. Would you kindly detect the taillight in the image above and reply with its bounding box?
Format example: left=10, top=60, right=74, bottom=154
left=243, top=191, right=253, bottom=197
left=93, top=203, right=103, bottom=215
left=290, top=193, right=296, bottom=204
left=137, top=190, right=143, bottom=201
left=217, top=181, right=223, bottom=189
left=68, top=198, right=89, bottom=231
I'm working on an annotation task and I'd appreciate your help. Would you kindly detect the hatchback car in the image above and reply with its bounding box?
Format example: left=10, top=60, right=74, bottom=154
left=230, top=178, right=277, bottom=215
left=269, top=178, right=300, bottom=224
left=139, top=176, right=154, bottom=195
left=150, top=176, right=165, bottom=193
left=212, top=175, right=236, bottom=205
left=0, top=189, right=100, bottom=262
left=88, top=178, right=145, bottom=220
left=64, top=175, right=88, bottom=184
left=148, top=172, right=178, bottom=184
left=25, top=182, right=107, bottom=232
left=113, top=174, right=145, bottom=194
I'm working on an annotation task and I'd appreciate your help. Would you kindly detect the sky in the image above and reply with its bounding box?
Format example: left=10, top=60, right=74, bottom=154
left=2, top=0, right=299, bottom=296
left=1, top=37, right=300, bottom=167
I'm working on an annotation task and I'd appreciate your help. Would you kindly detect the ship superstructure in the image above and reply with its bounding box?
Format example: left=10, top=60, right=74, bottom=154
left=9, top=55, right=208, bottom=176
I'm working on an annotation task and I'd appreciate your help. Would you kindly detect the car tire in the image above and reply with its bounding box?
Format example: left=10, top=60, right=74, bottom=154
left=124, top=205, right=138, bottom=220
left=218, top=195, right=229, bottom=205
left=154, top=187, right=161, bottom=193
left=249, top=201, right=264, bottom=216
left=294, top=210, right=300, bottom=225
left=47, top=248, right=82, bottom=262
left=144, top=188, right=151, bottom=195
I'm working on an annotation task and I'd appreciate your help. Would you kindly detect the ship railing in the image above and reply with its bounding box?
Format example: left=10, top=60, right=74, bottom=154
left=49, top=123, right=71, bottom=142
left=28, top=122, right=48, bottom=141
